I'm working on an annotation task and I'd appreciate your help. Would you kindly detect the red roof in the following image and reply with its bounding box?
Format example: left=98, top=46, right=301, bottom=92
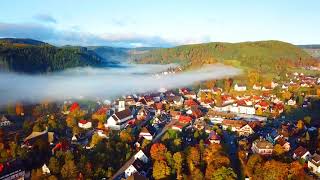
left=184, top=99, right=198, bottom=106
left=96, top=107, right=108, bottom=115
left=79, top=119, right=88, bottom=124
left=179, top=115, right=192, bottom=123
left=70, top=102, right=80, bottom=112
left=258, top=101, right=269, bottom=107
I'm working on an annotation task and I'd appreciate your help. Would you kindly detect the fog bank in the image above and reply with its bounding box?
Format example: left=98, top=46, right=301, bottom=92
left=0, top=64, right=241, bottom=105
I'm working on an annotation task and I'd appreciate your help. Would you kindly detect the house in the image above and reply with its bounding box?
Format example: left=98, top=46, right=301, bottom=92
left=117, top=100, right=126, bottom=112
left=125, top=96, right=136, bottom=106
left=167, top=95, right=184, bottom=107
left=293, top=146, right=311, bottom=160
left=136, top=108, right=148, bottom=121
left=183, top=91, right=197, bottom=99
left=251, top=138, right=274, bottom=155
left=234, top=84, right=247, bottom=91
left=78, top=120, right=92, bottom=129
left=127, top=173, right=148, bottom=180
left=287, top=99, right=296, bottom=106
left=276, top=137, right=290, bottom=151
left=0, top=116, right=11, bottom=127
left=171, top=121, right=188, bottom=131
left=239, top=124, right=254, bottom=136
left=184, top=99, right=198, bottom=108
left=253, top=84, right=262, bottom=90
left=42, top=164, right=50, bottom=174
left=238, top=106, right=256, bottom=115
left=139, top=126, right=155, bottom=141
left=178, top=115, right=192, bottom=124
left=222, top=120, right=247, bottom=132
left=124, top=150, right=149, bottom=178
left=308, top=153, right=320, bottom=174
left=105, top=109, right=133, bottom=130
left=207, top=131, right=221, bottom=144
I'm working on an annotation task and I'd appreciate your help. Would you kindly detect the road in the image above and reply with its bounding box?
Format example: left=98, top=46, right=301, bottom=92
left=152, top=118, right=177, bottom=143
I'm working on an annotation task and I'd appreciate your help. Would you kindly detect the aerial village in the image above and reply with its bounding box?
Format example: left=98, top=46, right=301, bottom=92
left=0, top=70, right=320, bottom=180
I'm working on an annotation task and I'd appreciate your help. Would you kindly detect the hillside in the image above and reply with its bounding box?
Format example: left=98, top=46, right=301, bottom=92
left=135, top=40, right=316, bottom=75
left=299, top=45, right=320, bottom=58
left=88, top=46, right=158, bottom=63
left=0, top=38, right=103, bottom=73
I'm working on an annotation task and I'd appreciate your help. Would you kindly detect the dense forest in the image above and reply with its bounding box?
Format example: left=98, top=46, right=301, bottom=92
left=135, top=40, right=317, bottom=74
left=0, top=38, right=103, bottom=73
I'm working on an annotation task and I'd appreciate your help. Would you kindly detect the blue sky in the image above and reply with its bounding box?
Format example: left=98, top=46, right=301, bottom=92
left=0, top=0, right=319, bottom=47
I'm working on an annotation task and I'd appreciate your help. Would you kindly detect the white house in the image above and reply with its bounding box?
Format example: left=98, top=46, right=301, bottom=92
left=42, top=164, right=50, bottom=174
left=253, top=84, right=262, bottom=90
left=105, top=109, right=133, bottom=130
left=139, top=127, right=154, bottom=141
left=78, top=120, right=92, bottom=129
left=239, top=124, right=254, bottom=136
left=293, top=146, right=311, bottom=160
left=0, top=116, right=11, bottom=127
left=124, top=150, right=149, bottom=178
left=287, top=99, right=296, bottom=106
left=234, top=84, right=247, bottom=91
left=308, top=153, right=320, bottom=175
left=239, top=106, right=256, bottom=115
left=251, top=138, right=273, bottom=155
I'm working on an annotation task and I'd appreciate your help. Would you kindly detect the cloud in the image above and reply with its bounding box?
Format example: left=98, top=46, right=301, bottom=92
left=33, top=14, right=57, bottom=24
left=0, top=64, right=241, bottom=106
left=0, top=22, right=172, bottom=47
left=0, top=22, right=55, bottom=41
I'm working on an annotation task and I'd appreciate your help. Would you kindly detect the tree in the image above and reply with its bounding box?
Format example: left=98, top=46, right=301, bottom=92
left=273, top=144, right=285, bottom=156
left=173, top=152, right=184, bottom=180
left=303, top=116, right=312, bottom=125
left=90, top=133, right=103, bottom=147
left=187, top=147, right=200, bottom=166
left=153, top=160, right=171, bottom=179
left=61, top=160, right=78, bottom=179
left=296, top=120, right=305, bottom=130
left=289, top=161, right=306, bottom=179
left=48, top=157, right=60, bottom=175
left=246, top=154, right=263, bottom=176
left=210, top=166, right=237, bottom=180
left=282, top=91, right=292, bottom=100
left=31, top=168, right=44, bottom=180
left=119, top=129, right=133, bottom=143
left=259, top=160, right=288, bottom=180
left=150, top=143, right=167, bottom=161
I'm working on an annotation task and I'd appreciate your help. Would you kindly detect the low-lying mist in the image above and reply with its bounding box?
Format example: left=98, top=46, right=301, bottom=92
left=0, top=64, right=241, bottom=106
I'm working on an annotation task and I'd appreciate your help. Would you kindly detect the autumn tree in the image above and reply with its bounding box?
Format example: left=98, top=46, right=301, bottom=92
left=153, top=160, right=171, bottom=179
left=273, top=144, right=285, bottom=156
left=246, top=154, right=263, bottom=176
left=61, top=160, right=79, bottom=179
left=209, top=166, right=237, bottom=180
left=289, top=161, right=306, bottom=179
left=150, top=143, right=167, bottom=161
left=48, top=157, right=61, bottom=175
left=173, top=152, right=184, bottom=179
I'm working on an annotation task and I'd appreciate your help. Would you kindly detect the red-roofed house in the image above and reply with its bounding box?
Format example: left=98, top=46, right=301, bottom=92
left=178, top=115, right=192, bottom=124
left=78, top=120, right=92, bottom=129
left=70, top=102, right=80, bottom=112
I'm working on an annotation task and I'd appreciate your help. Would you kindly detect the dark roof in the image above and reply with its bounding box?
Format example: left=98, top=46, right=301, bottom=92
left=132, top=159, right=145, bottom=172
left=293, top=146, right=308, bottom=157
left=127, top=173, right=147, bottom=180
left=311, top=153, right=320, bottom=163
left=115, top=109, right=132, bottom=120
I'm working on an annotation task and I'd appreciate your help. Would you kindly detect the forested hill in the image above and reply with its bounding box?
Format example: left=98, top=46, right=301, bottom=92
left=0, top=38, right=103, bottom=73
left=135, top=40, right=316, bottom=74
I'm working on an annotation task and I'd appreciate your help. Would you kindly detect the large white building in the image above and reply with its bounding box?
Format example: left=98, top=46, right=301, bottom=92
left=105, top=109, right=133, bottom=130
